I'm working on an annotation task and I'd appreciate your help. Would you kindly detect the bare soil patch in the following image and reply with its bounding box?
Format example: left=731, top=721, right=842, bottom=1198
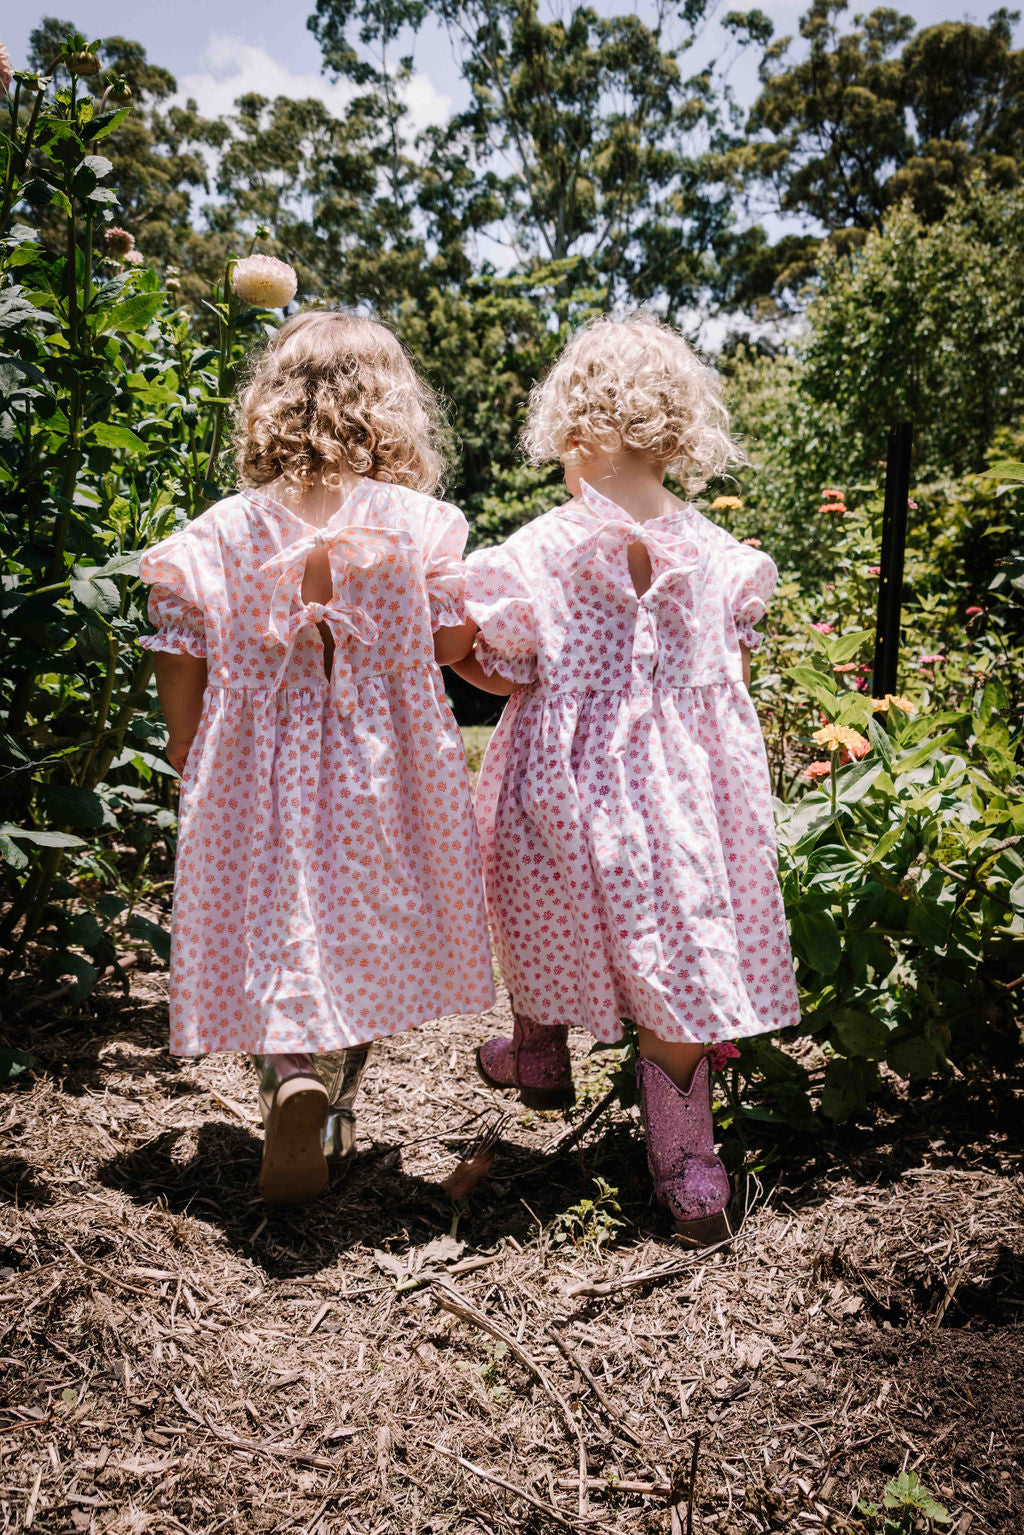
left=1, top=970, right=1022, bottom=1534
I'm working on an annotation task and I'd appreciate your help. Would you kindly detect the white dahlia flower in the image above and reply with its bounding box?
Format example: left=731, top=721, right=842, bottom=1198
left=232, top=254, right=297, bottom=309
left=0, top=41, right=14, bottom=92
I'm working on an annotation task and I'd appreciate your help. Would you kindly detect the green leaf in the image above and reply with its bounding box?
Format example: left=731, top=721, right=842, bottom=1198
left=791, top=907, right=842, bottom=974
left=834, top=1010, right=890, bottom=1059
left=821, top=1056, right=876, bottom=1122
left=980, top=459, right=1024, bottom=483
left=127, top=914, right=170, bottom=962
left=0, top=832, right=28, bottom=870
left=97, top=292, right=163, bottom=336
left=0, top=824, right=86, bottom=849
left=88, top=421, right=145, bottom=452
left=886, top=1032, right=940, bottom=1079
left=867, top=714, right=895, bottom=768
left=44, top=951, right=97, bottom=1002
left=70, top=575, right=119, bottom=614
left=786, top=664, right=838, bottom=711
left=829, top=629, right=873, bottom=664
left=893, top=732, right=958, bottom=776
left=0, top=1049, right=33, bottom=1083
left=38, top=785, right=115, bottom=829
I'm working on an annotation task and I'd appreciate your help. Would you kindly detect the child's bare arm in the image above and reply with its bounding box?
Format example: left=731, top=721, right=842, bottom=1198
left=433, top=617, right=478, bottom=666
left=741, top=642, right=751, bottom=690
left=448, top=651, right=523, bottom=697
left=154, top=652, right=208, bottom=774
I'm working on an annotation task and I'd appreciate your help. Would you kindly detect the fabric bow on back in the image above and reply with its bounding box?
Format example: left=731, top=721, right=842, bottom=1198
left=560, top=485, right=703, bottom=756
left=260, top=523, right=412, bottom=713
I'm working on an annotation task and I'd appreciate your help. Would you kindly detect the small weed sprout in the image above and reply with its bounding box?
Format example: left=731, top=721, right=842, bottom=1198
left=479, top=1339, right=507, bottom=1397
left=550, top=1177, right=625, bottom=1254
left=857, top=1470, right=951, bottom=1532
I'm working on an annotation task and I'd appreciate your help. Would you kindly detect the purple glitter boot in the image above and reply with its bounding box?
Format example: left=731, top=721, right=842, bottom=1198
left=636, top=1055, right=731, bottom=1245
left=476, top=1012, right=575, bottom=1110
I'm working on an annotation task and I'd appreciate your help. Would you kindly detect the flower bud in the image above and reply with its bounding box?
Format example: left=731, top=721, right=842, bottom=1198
left=66, top=50, right=102, bottom=76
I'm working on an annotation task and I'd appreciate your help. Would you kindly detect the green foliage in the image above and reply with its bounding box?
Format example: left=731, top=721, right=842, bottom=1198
left=857, top=1470, right=951, bottom=1533
left=0, top=52, right=278, bottom=993
left=550, top=1177, right=625, bottom=1254
left=726, top=1, right=1024, bottom=294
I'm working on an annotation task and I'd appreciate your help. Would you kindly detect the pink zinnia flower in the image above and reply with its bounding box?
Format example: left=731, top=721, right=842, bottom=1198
left=965, top=606, right=984, bottom=616
left=908, top=500, right=918, bottom=510
left=918, top=652, right=946, bottom=667
left=707, top=1041, right=741, bottom=1070
left=804, top=761, right=832, bottom=781
left=834, top=662, right=858, bottom=673
left=742, top=538, right=762, bottom=548
left=867, top=565, right=881, bottom=576
left=811, top=622, right=834, bottom=634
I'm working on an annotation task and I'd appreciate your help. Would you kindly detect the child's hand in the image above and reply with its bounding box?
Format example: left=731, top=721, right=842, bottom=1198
left=166, top=736, right=194, bottom=776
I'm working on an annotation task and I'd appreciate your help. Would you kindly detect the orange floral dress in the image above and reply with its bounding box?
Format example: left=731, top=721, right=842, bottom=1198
left=139, top=480, right=495, bottom=1055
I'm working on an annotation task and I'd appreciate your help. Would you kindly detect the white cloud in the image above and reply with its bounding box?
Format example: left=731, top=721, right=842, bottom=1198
left=172, top=35, right=451, bottom=134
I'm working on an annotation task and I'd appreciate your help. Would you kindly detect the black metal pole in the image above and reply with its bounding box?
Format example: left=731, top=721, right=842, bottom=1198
left=872, top=421, right=914, bottom=699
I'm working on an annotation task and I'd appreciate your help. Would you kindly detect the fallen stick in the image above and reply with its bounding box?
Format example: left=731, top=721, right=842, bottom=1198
left=432, top=1281, right=582, bottom=1447
left=565, top=1239, right=733, bottom=1299
left=554, top=1476, right=672, bottom=1497
left=546, top=1325, right=645, bottom=1448
left=512, top=1090, right=617, bottom=1178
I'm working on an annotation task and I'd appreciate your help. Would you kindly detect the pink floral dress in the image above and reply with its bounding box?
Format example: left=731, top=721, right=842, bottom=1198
left=139, top=480, right=495, bottom=1056
left=466, top=480, right=800, bottom=1047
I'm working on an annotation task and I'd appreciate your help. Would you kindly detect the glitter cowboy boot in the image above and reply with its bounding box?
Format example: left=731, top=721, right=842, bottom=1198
left=315, top=1044, right=373, bottom=1169
left=476, top=1011, right=575, bottom=1110
left=636, top=1055, right=731, bottom=1245
left=253, top=1053, right=330, bottom=1206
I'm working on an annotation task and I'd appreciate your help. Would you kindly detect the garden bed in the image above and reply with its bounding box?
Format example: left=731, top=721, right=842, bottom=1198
left=1, top=969, right=1021, bottom=1534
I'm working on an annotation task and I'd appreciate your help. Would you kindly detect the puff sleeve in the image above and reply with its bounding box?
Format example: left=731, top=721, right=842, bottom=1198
left=725, top=542, right=778, bottom=652
left=138, top=532, right=207, bottom=659
left=464, top=544, right=539, bottom=685
left=422, top=499, right=470, bottom=631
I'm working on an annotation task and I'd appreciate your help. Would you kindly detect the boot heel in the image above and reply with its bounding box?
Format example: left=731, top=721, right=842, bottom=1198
left=519, top=1083, right=576, bottom=1111
left=259, top=1077, right=329, bottom=1206
left=673, top=1208, right=732, bottom=1248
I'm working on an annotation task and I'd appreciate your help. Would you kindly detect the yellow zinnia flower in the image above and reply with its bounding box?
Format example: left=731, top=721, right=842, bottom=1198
left=710, top=495, right=743, bottom=511
left=812, top=725, right=870, bottom=756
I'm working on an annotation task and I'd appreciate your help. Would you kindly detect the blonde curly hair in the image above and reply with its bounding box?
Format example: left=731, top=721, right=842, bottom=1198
left=234, top=309, right=445, bottom=493
left=522, top=312, right=739, bottom=492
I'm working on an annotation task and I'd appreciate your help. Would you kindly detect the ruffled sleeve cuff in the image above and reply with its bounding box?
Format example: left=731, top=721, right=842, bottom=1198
left=139, top=585, right=207, bottom=658
left=426, top=559, right=468, bottom=632
left=735, top=621, right=764, bottom=653
left=474, top=632, right=538, bottom=684
left=728, top=546, right=777, bottom=652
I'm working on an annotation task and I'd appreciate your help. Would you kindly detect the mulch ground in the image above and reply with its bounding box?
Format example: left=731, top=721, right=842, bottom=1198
left=1, top=969, right=1022, bottom=1535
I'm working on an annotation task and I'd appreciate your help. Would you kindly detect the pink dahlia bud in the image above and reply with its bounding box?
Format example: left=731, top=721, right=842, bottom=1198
left=0, top=40, right=13, bottom=93
left=232, top=254, right=297, bottom=309
left=104, top=226, right=135, bottom=258
left=965, top=606, right=984, bottom=616
left=811, top=622, right=834, bottom=634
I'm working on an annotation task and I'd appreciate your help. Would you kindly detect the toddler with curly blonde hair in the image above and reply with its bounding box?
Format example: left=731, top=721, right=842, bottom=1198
left=451, top=312, right=800, bottom=1242
left=139, top=309, right=494, bottom=1204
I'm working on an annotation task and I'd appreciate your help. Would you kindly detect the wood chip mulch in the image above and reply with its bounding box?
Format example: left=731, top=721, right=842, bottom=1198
left=1, top=973, right=1022, bottom=1535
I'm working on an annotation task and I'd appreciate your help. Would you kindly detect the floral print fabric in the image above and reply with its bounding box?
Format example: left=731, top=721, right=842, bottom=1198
left=466, top=480, right=801, bottom=1047
left=139, top=481, right=495, bottom=1056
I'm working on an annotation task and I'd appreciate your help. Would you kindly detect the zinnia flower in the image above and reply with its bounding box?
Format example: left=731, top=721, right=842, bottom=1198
left=804, top=761, right=832, bottom=781
left=707, top=1041, right=741, bottom=1070
left=0, top=40, right=13, bottom=93
left=833, top=662, right=858, bottom=674
left=812, top=724, right=870, bottom=756
left=711, top=495, right=743, bottom=511
left=123, top=249, right=144, bottom=266
left=867, top=565, right=881, bottom=576
left=918, top=652, right=946, bottom=667
left=872, top=693, right=915, bottom=714
left=818, top=502, right=847, bottom=516
left=104, top=226, right=135, bottom=258
left=822, top=487, right=844, bottom=499
left=742, top=537, right=761, bottom=548
left=232, top=254, right=297, bottom=309
left=965, top=605, right=984, bottom=617
left=811, top=622, right=834, bottom=634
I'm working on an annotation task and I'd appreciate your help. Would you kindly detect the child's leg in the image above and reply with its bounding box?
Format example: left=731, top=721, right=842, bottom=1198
left=636, top=1029, right=705, bottom=1090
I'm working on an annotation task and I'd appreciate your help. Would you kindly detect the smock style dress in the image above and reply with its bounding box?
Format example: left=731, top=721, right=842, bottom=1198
left=139, top=480, right=495, bottom=1056
left=466, top=480, right=800, bottom=1047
